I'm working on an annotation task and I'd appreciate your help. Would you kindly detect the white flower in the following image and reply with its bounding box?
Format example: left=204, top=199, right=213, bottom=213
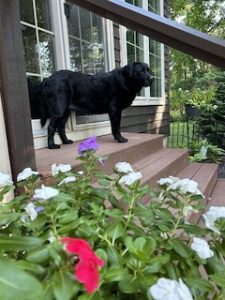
left=157, top=176, right=179, bottom=186
left=191, top=237, right=214, bottom=259
left=78, top=171, right=84, bottom=175
left=24, top=202, right=38, bottom=221
left=0, top=172, right=13, bottom=187
left=203, top=206, right=225, bottom=234
left=33, top=185, right=59, bottom=200
left=119, top=172, right=142, bottom=186
left=149, top=278, right=193, bottom=300
left=115, top=162, right=134, bottom=174
left=169, top=178, right=203, bottom=196
left=17, top=167, right=39, bottom=182
left=58, top=176, right=76, bottom=186
left=51, top=163, right=72, bottom=176
left=182, top=205, right=199, bottom=218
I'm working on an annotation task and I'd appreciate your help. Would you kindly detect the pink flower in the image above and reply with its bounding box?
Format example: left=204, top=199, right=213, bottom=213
left=78, top=137, right=99, bottom=154
left=61, top=237, right=104, bottom=294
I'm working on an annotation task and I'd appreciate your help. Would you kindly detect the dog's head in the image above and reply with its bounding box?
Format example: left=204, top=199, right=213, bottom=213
left=122, top=62, right=154, bottom=92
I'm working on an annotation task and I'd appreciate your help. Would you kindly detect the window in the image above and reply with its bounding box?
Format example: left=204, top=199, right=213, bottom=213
left=20, top=0, right=56, bottom=119
left=124, top=0, right=164, bottom=101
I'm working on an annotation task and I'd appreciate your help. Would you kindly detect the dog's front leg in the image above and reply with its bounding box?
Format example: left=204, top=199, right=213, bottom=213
left=109, top=109, right=128, bottom=143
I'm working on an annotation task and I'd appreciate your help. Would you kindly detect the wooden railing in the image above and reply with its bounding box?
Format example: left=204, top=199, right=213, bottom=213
left=70, top=0, right=225, bottom=69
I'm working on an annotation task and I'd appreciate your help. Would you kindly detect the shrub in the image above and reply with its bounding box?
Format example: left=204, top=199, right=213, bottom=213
left=1, top=137, right=225, bottom=299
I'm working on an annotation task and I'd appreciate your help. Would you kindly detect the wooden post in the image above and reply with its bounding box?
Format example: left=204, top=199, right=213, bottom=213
left=0, top=0, right=36, bottom=183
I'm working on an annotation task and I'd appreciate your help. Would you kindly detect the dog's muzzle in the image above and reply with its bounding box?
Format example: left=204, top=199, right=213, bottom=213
left=144, top=75, right=154, bottom=87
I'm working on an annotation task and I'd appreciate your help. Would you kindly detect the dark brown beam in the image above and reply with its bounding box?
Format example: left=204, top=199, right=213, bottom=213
left=70, top=0, right=225, bottom=69
left=0, top=0, right=36, bottom=183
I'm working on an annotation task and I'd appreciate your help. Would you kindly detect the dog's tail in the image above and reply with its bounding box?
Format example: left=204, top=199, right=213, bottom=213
left=40, top=79, right=49, bottom=127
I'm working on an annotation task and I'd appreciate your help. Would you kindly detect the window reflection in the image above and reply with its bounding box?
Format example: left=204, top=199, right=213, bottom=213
left=67, top=3, right=105, bottom=74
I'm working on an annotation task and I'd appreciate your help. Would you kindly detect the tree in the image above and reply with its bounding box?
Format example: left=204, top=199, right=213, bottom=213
left=169, top=0, right=225, bottom=92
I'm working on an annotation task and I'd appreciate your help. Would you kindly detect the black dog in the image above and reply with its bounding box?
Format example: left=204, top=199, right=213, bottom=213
left=40, top=62, right=153, bottom=149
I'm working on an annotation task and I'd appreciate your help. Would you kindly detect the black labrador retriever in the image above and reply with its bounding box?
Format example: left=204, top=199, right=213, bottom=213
left=40, top=62, right=153, bottom=149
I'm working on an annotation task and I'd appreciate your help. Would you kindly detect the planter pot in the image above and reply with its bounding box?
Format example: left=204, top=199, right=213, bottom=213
left=185, top=104, right=200, bottom=118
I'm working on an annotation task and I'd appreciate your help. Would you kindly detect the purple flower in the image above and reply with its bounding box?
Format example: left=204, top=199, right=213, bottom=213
left=78, top=137, right=99, bottom=154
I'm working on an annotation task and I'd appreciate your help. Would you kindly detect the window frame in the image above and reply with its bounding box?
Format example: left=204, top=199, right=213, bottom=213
left=120, top=0, right=165, bottom=106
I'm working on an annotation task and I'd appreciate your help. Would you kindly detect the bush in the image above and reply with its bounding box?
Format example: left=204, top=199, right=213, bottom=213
left=1, top=137, right=225, bottom=299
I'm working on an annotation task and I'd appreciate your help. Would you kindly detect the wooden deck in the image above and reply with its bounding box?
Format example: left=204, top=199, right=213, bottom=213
left=35, top=133, right=225, bottom=216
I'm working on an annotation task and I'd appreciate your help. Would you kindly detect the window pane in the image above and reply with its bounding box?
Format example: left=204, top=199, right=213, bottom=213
left=80, top=9, right=92, bottom=42
left=127, top=43, right=135, bottom=63
left=38, top=31, right=56, bottom=76
left=127, top=29, right=134, bottom=44
left=82, top=41, right=104, bottom=74
left=21, top=25, right=39, bottom=73
left=69, top=38, right=82, bottom=72
left=67, top=4, right=80, bottom=38
left=36, top=0, right=52, bottom=30
left=136, top=32, right=144, bottom=48
left=19, top=0, right=35, bottom=24
left=136, top=47, right=144, bottom=62
left=92, top=14, right=103, bottom=44
left=27, top=76, right=42, bottom=119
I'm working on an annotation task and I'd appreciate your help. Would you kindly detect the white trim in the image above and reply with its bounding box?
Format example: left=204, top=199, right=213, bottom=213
left=33, top=121, right=111, bottom=149
left=105, top=19, right=116, bottom=70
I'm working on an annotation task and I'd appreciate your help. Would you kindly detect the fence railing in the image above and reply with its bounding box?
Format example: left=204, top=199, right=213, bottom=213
left=167, top=120, right=200, bottom=148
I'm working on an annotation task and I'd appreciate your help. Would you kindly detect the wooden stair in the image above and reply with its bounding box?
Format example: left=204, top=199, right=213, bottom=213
left=35, top=132, right=224, bottom=214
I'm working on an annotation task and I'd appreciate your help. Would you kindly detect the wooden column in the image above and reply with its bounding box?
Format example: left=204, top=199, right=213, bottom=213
left=0, top=0, right=36, bottom=182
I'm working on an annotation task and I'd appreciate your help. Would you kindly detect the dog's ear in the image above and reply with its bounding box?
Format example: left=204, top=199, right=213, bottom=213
left=122, top=62, right=136, bottom=78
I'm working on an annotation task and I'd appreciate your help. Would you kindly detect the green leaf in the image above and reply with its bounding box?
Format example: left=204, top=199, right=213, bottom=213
left=0, top=212, right=21, bottom=226
left=15, top=260, right=45, bottom=275
left=104, top=267, right=128, bottom=282
left=107, top=223, right=125, bottom=243
left=169, top=238, right=191, bottom=258
left=210, top=272, right=225, bottom=288
left=26, top=246, right=50, bottom=264
left=145, top=254, right=170, bottom=274
left=53, top=271, right=79, bottom=300
left=0, top=258, right=43, bottom=300
left=107, top=247, right=121, bottom=264
left=181, top=224, right=208, bottom=235
left=0, top=235, right=43, bottom=251
left=125, top=236, right=137, bottom=255
left=184, top=277, right=214, bottom=292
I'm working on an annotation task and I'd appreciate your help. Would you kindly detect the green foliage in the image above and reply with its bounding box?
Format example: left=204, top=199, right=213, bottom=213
left=189, top=139, right=225, bottom=163
left=1, top=149, right=225, bottom=299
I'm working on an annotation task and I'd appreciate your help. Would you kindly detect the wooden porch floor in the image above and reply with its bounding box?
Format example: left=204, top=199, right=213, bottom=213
left=35, top=132, right=162, bottom=179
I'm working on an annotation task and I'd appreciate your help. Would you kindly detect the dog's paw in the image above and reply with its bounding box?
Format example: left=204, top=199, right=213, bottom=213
left=48, top=144, right=61, bottom=149
left=63, top=139, right=73, bottom=144
left=115, top=135, right=128, bottom=143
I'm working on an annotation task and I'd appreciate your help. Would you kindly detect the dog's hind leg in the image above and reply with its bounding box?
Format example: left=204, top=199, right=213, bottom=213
left=57, top=111, right=73, bottom=145
left=48, top=118, right=61, bottom=149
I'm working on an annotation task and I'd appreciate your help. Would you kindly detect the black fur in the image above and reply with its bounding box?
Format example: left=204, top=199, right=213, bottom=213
left=40, top=62, right=154, bottom=149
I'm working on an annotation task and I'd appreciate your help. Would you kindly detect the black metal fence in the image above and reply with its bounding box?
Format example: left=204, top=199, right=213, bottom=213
left=167, top=120, right=200, bottom=148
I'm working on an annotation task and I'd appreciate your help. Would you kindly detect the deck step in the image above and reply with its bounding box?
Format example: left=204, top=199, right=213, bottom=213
left=177, top=163, right=218, bottom=199
left=133, top=148, right=189, bottom=186
left=36, top=133, right=164, bottom=179
left=177, top=162, right=218, bottom=224
left=208, top=178, right=225, bottom=207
